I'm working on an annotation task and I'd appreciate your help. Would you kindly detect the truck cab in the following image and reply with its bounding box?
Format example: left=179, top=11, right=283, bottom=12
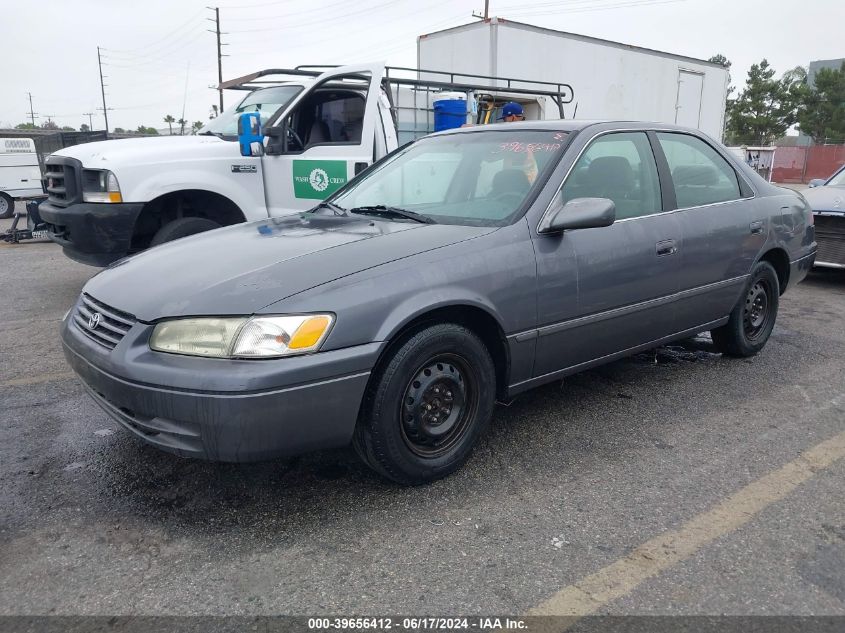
left=38, top=63, right=571, bottom=266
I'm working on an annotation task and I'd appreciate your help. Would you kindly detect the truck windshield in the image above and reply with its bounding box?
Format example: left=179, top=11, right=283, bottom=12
left=330, top=130, right=570, bottom=226
left=199, top=85, right=303, bottom=139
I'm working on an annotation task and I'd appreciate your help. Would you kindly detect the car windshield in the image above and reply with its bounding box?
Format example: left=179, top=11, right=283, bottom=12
left=827, top=168, right=845, bottom=186
left=329, top=130, right=570, bottom=226
left=199, top=85, right=303, bottom=138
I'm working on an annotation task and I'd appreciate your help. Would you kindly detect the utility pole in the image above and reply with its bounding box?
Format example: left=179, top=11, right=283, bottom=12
left=208, top=7, right=225, bottom=112
left=97, top=46, right=110, bottom=133
left=83, top=112, right=94, bottom=130
left=26, top=92, right=38, bottom=125
left=472, top=1, right=490, bottom=20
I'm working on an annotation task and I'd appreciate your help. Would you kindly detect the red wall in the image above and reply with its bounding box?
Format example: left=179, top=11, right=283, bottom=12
left=772, top=145, right=845, bottom=183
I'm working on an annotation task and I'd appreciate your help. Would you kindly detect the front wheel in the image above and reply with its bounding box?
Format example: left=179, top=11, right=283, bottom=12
left=0, top=192, right=14, bottom=219
left=711, top=260, right=780, bottom=357
left=353, top=323, right=496, bottom=485
left=149, top=217, right=221, bottom=247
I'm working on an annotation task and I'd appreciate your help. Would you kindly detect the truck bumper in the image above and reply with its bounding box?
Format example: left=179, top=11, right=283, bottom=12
left=39, top=201, right=144, bottom=266
left=60, top=308, right=379, bottom=462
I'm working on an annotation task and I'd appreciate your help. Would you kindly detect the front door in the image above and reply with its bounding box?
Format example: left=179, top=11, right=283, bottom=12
left=261, top=63, right=385, bottom=216
left=532, top=131, right=682, bottom=378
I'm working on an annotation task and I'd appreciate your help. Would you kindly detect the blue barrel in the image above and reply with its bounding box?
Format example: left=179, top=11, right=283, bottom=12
left=433, top=95, right=467, bottom=132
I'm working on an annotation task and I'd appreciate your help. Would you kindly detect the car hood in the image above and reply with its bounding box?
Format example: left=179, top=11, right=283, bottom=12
left=53, top=135, right=232, bottom=170
left=83, top=214, right=495, bottom=322
left=801, top=185, right=845, bottom=213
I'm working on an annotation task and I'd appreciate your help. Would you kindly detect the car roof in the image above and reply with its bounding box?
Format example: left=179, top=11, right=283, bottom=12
left=430, top=120, right=699, bottom=135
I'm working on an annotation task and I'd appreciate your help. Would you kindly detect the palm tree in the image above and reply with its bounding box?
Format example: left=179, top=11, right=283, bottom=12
left=177, top=118, right=187, bottom=136
left=163, top=114, right=175, bottom=135
left=191, top=121, right=204, bottom=135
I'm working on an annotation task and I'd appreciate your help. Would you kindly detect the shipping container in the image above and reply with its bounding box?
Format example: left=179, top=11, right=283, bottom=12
left=418, top=18, right=730, bottom=140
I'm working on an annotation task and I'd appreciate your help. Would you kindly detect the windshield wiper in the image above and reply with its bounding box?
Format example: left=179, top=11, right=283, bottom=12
left=310, top=201, right=347, bottom=216
left=198, top=130, right=223, bottom=138
left=347, top=205, right=436, bottom=224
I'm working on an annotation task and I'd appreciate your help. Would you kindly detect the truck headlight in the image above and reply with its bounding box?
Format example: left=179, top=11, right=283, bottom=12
left=149, top=314, right=334, bottom=358
left=82, top=169, right=123, bottom=203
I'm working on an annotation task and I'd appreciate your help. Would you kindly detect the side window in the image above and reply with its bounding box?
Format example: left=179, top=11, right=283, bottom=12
left=319, top=94, right=365, bottom=143
left=561, top=132, right=661, bottom=220
left=656, top=132, right=741, bottom=208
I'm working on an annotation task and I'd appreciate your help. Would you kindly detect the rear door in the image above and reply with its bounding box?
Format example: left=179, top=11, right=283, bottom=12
left=261, top=63, right=385, bottom=216
left=653, top=131, right=759, bottom=331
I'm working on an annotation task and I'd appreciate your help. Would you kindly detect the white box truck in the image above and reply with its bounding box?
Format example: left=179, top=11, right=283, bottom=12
left=0, top=138, right=44, bottom=219
left=418, top=17, right=730, bottom=140
left=38, top=63, right=572, bottom=265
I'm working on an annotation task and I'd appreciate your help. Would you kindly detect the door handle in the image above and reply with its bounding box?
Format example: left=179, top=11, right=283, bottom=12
left=750, top=220, right=764, bottom=234
left=656, top=239, right=677, bottom=256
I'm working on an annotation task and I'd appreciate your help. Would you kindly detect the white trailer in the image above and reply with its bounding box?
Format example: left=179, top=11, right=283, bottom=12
left=418, top=17, right=730, bottom=140
left=0, top=138, right=44, bottom=218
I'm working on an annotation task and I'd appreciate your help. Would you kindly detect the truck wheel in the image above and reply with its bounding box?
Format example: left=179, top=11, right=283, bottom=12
left=149, top=217, right=221, bottom=247
left=711, top=260, right=779, bottom=357
left=353, top=323, right=496, bottom=485
left=0, top=193, right=14, bottom=219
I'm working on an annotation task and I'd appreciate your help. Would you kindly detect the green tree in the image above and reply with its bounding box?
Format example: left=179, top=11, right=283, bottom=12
left=191, top=120, right=204, bottom=134
left=725, top=59, right=797, bottom=145
left=136, top=125, right=159, bottom=135
left=15, top=122, right=38, bottom=130
left=163, top=114, right=175, bottom=135
left=61, top=125, right=75, bottom=131
left=177, top=117, right=187, bottom=135
left=80, top=123, right=90, bottom=132
left=41, top=120, right=59, bottom=131
left=797, top=62, right=845, bottom=143
left=113, top=127, right=126, bottom=134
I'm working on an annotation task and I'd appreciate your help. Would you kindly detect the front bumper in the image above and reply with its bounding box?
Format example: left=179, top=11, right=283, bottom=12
left=61, top=310, right=380, bottom=462
left=39, top=200, right=144, bottom=266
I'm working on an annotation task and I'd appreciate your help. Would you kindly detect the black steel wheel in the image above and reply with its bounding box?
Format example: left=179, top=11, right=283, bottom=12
left=354, top=323, right=496, bottom=485
left=711, top=260, right=780, bottom=357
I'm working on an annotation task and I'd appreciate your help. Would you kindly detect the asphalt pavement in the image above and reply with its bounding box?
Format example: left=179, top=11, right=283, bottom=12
left=1, top=205, right=844, bottom=619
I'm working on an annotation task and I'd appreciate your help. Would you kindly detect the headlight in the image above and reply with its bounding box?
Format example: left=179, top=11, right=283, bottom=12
left=149, top=314, right=334, bottom=358
left=82, top=169, right=122, bottom=203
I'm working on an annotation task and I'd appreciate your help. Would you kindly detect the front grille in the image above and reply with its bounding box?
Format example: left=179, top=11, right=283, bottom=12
left=814, top=215, right=845, bottom=266
left=44, top=157, right=80, bottom=207
left=72, top=294, right=136, bottom=350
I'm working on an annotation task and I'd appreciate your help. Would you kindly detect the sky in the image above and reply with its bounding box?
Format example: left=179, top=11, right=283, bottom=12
left=1, top=0, right=842, bottom=131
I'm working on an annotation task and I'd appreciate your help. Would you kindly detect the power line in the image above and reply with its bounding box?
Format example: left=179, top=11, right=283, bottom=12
left=102, top=9, right=206, bottom=54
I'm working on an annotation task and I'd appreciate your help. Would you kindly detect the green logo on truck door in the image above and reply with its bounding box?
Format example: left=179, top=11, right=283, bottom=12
left=292, top=160, right=348, bottom=199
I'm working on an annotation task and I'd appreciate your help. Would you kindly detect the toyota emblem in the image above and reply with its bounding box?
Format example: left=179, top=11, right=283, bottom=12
left=88, top=312, right=102, bottom=330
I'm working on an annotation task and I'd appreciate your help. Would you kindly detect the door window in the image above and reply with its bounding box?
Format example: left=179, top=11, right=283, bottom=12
left=656, top=132, right=741, bottom=208
left=561, top=132, right=661, bottom=220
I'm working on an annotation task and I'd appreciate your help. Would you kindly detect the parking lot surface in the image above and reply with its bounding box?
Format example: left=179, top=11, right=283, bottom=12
left=1, top=206, right=844, bottom=616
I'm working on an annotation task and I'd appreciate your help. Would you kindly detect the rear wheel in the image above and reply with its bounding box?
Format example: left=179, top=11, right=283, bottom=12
left=149, top=217, right=221, bottom=247
left=711, top=260, right=779, bottom=357
left=353, top=323, right=496, bottom=485
left=0, top=192, right=14, bottom=219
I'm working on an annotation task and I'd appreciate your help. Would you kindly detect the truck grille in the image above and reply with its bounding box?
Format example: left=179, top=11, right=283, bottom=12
left=814, top=215, right=845, bottom=267
left=72, top=294, right=136, bottom=350
left=44, top=157, right=81, bottom=207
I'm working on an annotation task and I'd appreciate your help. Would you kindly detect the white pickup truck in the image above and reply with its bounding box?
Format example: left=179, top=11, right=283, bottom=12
left=38, top=63, right=572, bottom=265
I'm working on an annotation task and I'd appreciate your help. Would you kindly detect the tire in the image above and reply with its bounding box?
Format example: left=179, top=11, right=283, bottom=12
left=0, top=192, right=14, bottom=219
left=149, top=217, right=221, bottom=247
left=353, top=323, right=496, bottom=485
left=711, top=260, right=780, bottom=357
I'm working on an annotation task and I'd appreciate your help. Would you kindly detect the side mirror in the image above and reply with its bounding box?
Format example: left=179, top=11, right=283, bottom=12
left=237, top=112, right=263, bottom=157
left=538, top=197, right=616, bottom=234
left=808, top=179, right=826, bottom=188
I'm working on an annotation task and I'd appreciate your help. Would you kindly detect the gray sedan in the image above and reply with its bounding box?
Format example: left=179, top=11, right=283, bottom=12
left=61, top=121, right=816, bottom=484
left=803, top=165, right=845, bottom=268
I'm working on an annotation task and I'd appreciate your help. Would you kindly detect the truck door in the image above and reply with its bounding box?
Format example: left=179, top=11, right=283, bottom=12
left=260, top=63, right=385, bottom=216
left=675, top=69, right=704, bottom=128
